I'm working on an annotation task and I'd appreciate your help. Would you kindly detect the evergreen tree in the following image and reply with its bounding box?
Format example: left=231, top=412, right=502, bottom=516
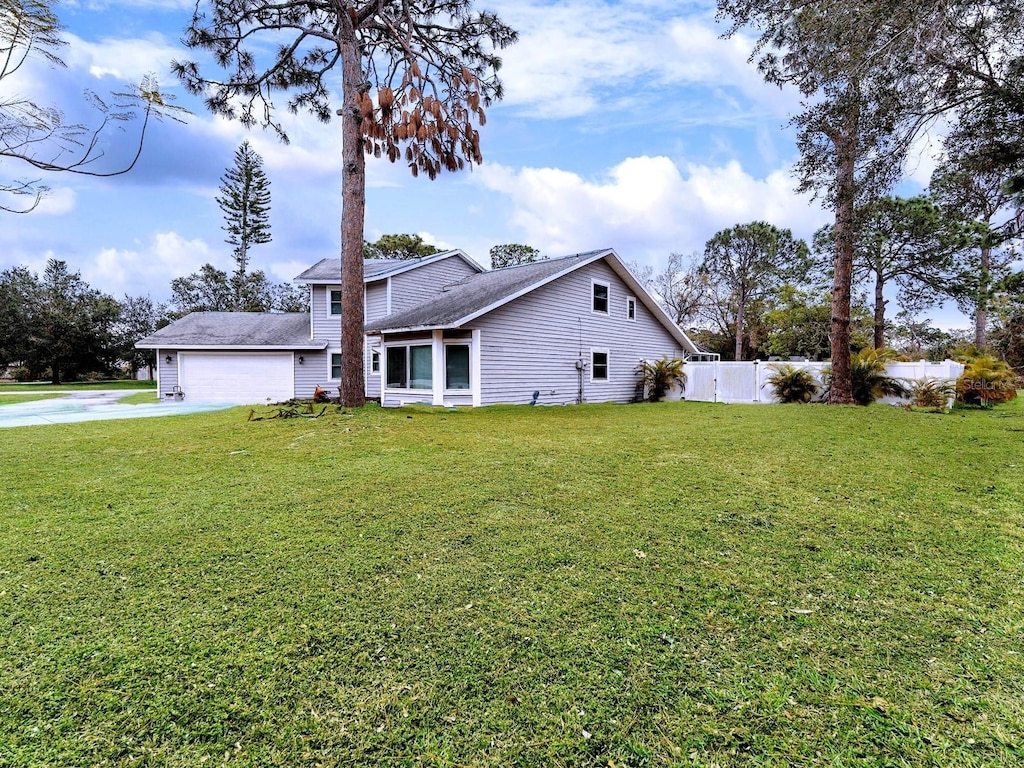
left=174, top=0, right=517, bottom=406
left=2, top=260, right=120, bottom=383
left=216, top=141, right=272, bottom=309
left=814, top=196, right=962, bottom=349
left=489, top=244, right=541, bottom=269
left=700, top=222, right=811, bottom=360
left=364, top=233, right=441, bottom=261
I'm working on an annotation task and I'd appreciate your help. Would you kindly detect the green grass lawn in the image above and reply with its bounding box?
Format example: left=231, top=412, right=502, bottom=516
left=0, top=380, right=155, bottom=392
left=0, top=393, right=65, bottom=406
left=1, top=400, right=1022, bottom=767
left=117, top=391, right=161, bottom=405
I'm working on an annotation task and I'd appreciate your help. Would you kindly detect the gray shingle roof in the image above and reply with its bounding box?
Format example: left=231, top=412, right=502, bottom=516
left=136, top=312, right=327, bottom=349
left=295, top=258, right=409, bottom=282
left=294, top=250, right=482, bottom=283
left=365, top=250, right=610, bottom=332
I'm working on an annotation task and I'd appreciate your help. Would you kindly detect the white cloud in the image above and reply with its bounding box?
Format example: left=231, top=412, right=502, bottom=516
left=62, top=32, right=181, bottom=83
left=269, top=259, right=310, bottom=284
left=418, top=231, right=455, bottom=251
left=87, top=232, right=216, bottom=297
left=903, top=124, right=948, bottom=189
left=488, top=0, right=794, bottom=124
left=476, top=155, right=831, bottom=267
left=35, top=187, right=78, bottom=215
left=63, top=0, right=193, bottom=8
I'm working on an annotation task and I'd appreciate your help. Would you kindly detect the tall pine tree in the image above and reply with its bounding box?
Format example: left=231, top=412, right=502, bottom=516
left=174, top=1, right=517, bottom=406
left=216, top=141, right=272, bottom=310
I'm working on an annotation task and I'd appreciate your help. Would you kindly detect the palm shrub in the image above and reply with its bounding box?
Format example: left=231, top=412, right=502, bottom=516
left=910, top=378, right=957, bottom=412
left=635, top=356, right=686, bottom=402
left=956, top=355, right=1018, bottom=406
left=766, top=364, right=819, bottom=403
left=823, top=348, right=908, bottom=406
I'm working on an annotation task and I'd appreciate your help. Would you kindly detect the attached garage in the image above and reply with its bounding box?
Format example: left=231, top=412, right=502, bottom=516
left=136, top=312, right=329, bottom=405
left=179, top=351, right=294, bottom=404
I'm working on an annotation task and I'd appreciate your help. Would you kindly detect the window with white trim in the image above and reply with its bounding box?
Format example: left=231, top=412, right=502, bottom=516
left=329, top=289, right=342, bottom=315
left=330, top=353, right=342, bottom=379
left=371, top=351, right=380, bottom=374
left=591, top=349, right=609, bottom=381
left=626, top=296, right=637, bottom=321
left=445, top=344, right=470, bottom=390
left=386, top=345, right=432, bottom=389
left=592, top=281, right=609, bottom=314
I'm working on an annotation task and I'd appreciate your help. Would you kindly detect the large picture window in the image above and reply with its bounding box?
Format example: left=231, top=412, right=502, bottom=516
left=386, top=345, right=432, bottom=390
left=445, top=344, right=470, bottom=390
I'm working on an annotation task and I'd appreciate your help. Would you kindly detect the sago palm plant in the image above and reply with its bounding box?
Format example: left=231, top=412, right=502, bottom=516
left=823, top=348, right=908, bottom=406
left=635, top=357, right=686, bottom=402
left=766, top=364, right=819, bottom=403
left=956, top=355, right=1018, bottom=406
left=910, top=378, right=957, bottom=412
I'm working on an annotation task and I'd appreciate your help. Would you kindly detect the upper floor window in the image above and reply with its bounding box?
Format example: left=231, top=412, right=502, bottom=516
left=329, top=289, right=342, bottom=315
left=626, top=296, right=637, bottom=321
left=592, top=281, right=609, bottom=314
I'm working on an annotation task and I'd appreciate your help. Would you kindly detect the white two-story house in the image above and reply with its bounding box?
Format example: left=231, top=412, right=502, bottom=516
left=137, top=248, right=700, bottom=406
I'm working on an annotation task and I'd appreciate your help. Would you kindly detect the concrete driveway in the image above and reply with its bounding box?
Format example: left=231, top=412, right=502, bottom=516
left=0, top=390, right=233, bottom=428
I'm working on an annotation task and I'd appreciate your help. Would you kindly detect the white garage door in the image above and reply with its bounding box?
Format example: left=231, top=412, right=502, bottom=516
left=179, top=352, right=294, bottom=404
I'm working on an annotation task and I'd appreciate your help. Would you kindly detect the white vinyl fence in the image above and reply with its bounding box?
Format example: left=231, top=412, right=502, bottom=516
left=681, top=359, right=965, bottom=405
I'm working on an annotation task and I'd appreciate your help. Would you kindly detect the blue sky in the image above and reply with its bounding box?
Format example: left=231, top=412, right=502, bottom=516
left=1, top=0, right=976, bottom=328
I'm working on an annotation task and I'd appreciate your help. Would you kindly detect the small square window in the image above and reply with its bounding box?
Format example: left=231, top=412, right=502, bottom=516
left=329, top=289, right=342, bottom=315
left=592, top=350, right=609, bottom=381
left=592, top=282, right=609, bottom=314
left=330, top=353, right=342, bottom=379
left=627, top=297, right=636, bottom=321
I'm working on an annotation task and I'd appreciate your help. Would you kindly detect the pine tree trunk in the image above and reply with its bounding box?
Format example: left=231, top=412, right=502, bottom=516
left=828, top=121, right=857, bottom=404
left=975, top=244, right=991, bottom=349
left=734, top=297, right=745, bottom=361
left=873, top=272, right=886, bottom=349
left=339, top=19, right=366, bottom=408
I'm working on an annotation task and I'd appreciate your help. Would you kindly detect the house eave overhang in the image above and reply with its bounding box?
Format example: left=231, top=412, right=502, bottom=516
left=135, top=341, right=330, bottom=351
left=368, top=323, right=462, bottom=335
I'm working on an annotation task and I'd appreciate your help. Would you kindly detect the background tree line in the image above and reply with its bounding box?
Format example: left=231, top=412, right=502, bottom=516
left=638, top=191, right=1022, bottom=371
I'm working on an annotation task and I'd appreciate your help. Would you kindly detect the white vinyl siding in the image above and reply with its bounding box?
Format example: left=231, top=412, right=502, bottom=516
left=365, top=281, right=388, bottom=322
left=311, top=286, right=339, bottom=343
left=475, top=261, right=685, bottom=405
left=294, top=350, right=327, bottom=399
left=157, top=350, right=178, bottom=398
left=389, top=256, right=479, bottom=314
